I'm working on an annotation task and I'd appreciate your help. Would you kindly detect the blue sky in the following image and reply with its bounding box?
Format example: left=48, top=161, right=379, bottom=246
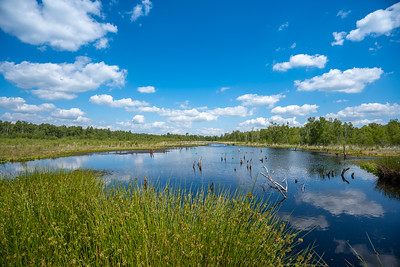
left=0, top=0, right=399, bottom=135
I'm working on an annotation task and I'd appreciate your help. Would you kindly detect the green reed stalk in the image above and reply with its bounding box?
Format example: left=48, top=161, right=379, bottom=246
left=0, top=170, right=324, bottom=266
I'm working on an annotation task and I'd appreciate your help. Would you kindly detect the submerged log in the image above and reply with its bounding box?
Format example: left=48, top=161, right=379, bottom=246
left=341, top=167, right=350, bottom=177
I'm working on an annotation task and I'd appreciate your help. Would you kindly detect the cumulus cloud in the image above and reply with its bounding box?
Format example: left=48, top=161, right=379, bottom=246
left=337, top=10, right=351, bottom=19
left=238, top=116, right=300, bottom=129
left=51, top=108, right=85, bottom=119
left=137, top=86, right=156, bottom=93
left=196, top=128, right=226, bottom=136
left=210, top=106, right=251, bottom=117
left=236, top=93, right=285, bottom=107
left=278, top=21, right=289, bottom=31
left=301, top=190, right=384, bottom=217
left=116, top=120, right=182, bottom=135
left=1, top=111, right=90, bottom=126
left=89, top=94, right=148, bottom=108
left=271, top=104, right=319, bottom=116
left=130, top=0, right=152, bottom=21
left=295, top=67, right=383, bottom=93
left=326, top=103, right=400, bottom=120
left=0, top=0, right=117, bottom=51
left=350, top=119, right=385, bottom=126
left=331, top=31, right=346, bottom=46
left=0, top=57, right=127, bottom=100
left=128, top=105, right=251, bottom=126
left=347, top=2, right=400, bottom=41
left=332, top=3, right=400, bottom=45
left=132, top=114, right=145, bottom=124
left=0, top=96, right=55, bottom=113
left=273, top=54, right=328, bottom=71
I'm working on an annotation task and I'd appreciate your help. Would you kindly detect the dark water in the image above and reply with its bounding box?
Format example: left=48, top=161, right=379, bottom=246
left=1, top=144, right=399, bottom=266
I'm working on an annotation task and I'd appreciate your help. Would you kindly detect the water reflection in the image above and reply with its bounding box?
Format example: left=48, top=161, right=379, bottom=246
left=1, top=144, right=400, bottom=266
left=279, top=213, right=329, bottom=231
left=300, top=190, right=384, bottom=218
left=375, top=178, right=400, bottom=201
left=335, top=239, right=399, bottom=266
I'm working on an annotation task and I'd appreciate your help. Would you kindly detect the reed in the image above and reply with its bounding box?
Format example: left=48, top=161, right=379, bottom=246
left=0, top=170, right=323, bottom=266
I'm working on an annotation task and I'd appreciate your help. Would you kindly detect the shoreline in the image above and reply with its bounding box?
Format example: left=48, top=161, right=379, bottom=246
left=1, top=138, right=399, bottom=164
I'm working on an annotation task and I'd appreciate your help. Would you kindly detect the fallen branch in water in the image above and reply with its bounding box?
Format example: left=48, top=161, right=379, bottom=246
left=260, top=166, right=287, bottom=199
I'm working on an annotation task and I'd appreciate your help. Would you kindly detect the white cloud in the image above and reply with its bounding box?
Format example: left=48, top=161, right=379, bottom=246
left=196, top=128, right=226, bottom=136
left=0, top=96, right=55, bottom=113
left=238, top=116, right=300, bottom=129
left=117, top=120, right=182, bottom=135
left=1, top=112, right=90, bottom=126
left=346, top=2, right=400, bottom=42
left=295, top=67, right=383, bottom=93
left=0, top=0, right=117, bottom=51
left=236, top=93, right=285, bottom=107
left=271, top=104, right=319, bottom=116
left=278, top=21, right=289, bottom=31
left=128, top=105, right=251, bottom=127
left=333, top=3, right=400, bottom=45
left=0, top=57, right=127, bottom=100
left=290, top=43, right=296, bottom=49
left=301, top=190, right=384, bottom=217
left=335, top=99, right=349, bottom=103
left=350, top=119, right=385, bottom=126
left=94, top=38, right=109, bottom=50
left=326, top=103, right=400, bottom=120
left=131, top=106, right=161, bottom=113
left=331, top=31, right=346, bottom=46
left=130, top=0, right=153, bottom=21
left=337, top=10, right=351, bottom=19
left=220, top=87, right=231, bottom=92
left=89, top=94, right=148, bottom=108
left=51, top=108, right=85, bottom=119
left=210, top=106, right=251, bottom=117
left=179, top=100, right=190, bottom=109
left=273, top=54, right=328, bottom=71
left=132, top=114, right=145, bottom=124
left=137, top=86, right=156, bottom=93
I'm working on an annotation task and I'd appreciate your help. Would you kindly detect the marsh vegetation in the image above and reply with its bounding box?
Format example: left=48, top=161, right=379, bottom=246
left=0, top=170, right=322, bottom=266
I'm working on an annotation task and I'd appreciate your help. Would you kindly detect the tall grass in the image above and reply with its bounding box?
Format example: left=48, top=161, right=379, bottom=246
left=359, top=157, right=400, bottom=183
left=0, top=170, right=323, bottom=266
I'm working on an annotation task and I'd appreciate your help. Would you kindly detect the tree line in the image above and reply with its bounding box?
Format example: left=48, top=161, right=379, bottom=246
left=0, top=118, right=399, bottom=147
left=0, top=120, right=209, bottom=142
left=216, top=117, right=400, bottom=147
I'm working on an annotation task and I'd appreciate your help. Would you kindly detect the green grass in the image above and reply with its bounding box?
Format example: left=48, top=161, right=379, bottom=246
left=0, top=138, right=208, bottom=163
left=359, top=157, right=400, bottom=183
left=0, top=170, right=323, bottom=266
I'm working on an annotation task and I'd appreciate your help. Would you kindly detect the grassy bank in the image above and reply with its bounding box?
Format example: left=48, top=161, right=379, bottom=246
left=0, top=138, right=208, bottom=163
left=0, top=170, right=323, bottom=266
left=359, top=157, right=400, bottom=183
left=219, top=141, right=400, bottom=157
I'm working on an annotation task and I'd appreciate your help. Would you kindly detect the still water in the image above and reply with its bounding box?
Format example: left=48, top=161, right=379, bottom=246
left=1, top=144, right=399, bottom=266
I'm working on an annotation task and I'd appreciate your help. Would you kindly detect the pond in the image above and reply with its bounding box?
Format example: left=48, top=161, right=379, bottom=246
left=1, top=144, right=399, bottom=266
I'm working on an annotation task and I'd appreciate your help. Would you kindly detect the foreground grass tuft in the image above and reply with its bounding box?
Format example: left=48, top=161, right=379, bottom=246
left=0, top=170, right=323, bottom=266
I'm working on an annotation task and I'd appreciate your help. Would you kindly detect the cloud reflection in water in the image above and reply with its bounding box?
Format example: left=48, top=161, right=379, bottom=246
left=279, top=213, right=329, bottom=231
left=301, top=190, right=384, bottom=218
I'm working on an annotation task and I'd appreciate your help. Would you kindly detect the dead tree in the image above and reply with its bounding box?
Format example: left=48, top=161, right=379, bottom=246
left=260, top=166, right=287, bottom=199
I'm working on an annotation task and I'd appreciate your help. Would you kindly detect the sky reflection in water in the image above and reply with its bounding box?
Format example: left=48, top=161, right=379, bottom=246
left=1, top=144, right=399, bottom=266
